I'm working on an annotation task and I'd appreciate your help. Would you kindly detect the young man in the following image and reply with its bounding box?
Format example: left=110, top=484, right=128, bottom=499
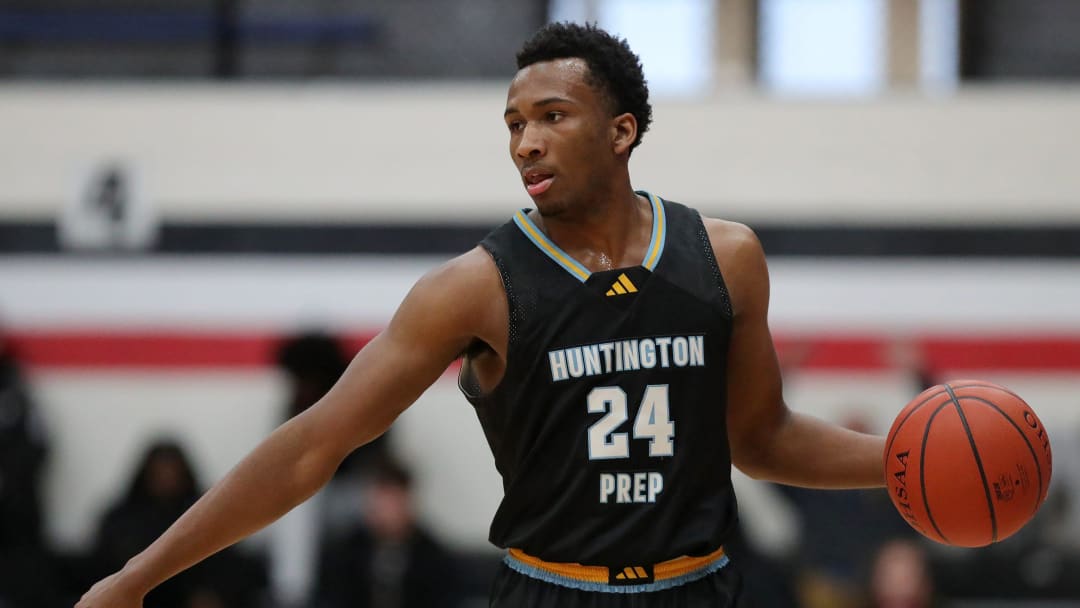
left=77, top=23, right=886, bottom=607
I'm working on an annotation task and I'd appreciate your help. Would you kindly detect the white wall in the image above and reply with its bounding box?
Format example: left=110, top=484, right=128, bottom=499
left=2, top=84, right=1080, bottom=224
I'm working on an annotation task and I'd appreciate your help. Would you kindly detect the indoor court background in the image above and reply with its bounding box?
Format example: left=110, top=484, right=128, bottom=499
left=1, top=1, right=1079, bottom=607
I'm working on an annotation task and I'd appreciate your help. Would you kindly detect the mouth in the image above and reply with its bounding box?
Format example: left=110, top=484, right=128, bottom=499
left=523, top=168, right=555, bottom=196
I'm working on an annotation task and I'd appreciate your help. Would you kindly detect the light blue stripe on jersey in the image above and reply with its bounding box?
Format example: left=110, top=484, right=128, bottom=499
left=503, top=552, right=729, bottom=594
left=642, top=192, right=666, bottom=271
left=513, top=210, right=591, bottom=282
left=512, top=191, right=667, bottom=280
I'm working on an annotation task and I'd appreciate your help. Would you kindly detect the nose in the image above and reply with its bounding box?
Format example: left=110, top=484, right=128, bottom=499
left=515, top=122, right=545, bottom=159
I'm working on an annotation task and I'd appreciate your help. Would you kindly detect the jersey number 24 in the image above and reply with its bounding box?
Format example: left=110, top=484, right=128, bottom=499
left=587, top=385, right=674, bottom=460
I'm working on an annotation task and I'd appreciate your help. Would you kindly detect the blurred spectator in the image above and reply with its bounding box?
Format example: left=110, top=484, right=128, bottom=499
left=277, top=331, right=350, bottom=421
left=315, top=458, right=462, bottom=608
left=89, top=439, right=265, bottom=608
left=0, top=333, right=63, bottom=606
left=271, top=330, right=393, bottom=606
left=866, top=539, right=942, bottom=608
left=277, top=330, right=394, bottom=536
left=885, top=338, right=939, bottom=394
left=779, top=413, right=916, bottom=608
left=722, top=521, right=799, bottom=608
left=92, top=441, right=199, bottom=575
left=0, top=336, right=48, bottom=546
left=1051, top=420, right=1080, bottom=552
left=276, top=330, right=390, bottom=478
left=930, top=474, right=1080, bottom=601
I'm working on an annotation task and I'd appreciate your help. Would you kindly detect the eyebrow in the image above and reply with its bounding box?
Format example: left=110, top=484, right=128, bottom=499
left=504, top=96, right=574, bottom=117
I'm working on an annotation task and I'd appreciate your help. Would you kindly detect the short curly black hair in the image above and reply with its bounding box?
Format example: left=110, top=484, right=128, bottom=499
left=516, top=22, right=652, bottom=153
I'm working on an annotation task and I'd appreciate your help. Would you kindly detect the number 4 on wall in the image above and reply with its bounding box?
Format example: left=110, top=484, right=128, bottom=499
left=587, top=385, right=674, bottom=460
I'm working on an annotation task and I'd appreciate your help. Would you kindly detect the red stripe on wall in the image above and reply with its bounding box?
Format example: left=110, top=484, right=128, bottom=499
left=6, top=330, right=1080, bottom=372
left=8, top=331, right=378, bottom=370
left=774, top=336, right=1080, bottom=372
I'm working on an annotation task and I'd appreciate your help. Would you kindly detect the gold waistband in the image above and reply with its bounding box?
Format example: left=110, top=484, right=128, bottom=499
left=507, top=546, right=726, bottom=584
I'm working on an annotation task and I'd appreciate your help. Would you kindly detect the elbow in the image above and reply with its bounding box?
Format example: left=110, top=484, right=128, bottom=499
left=732, top=449, right=775, bottom=482
left=292, top=444, right=340, bottom=498
left=277, top=416, right=348, bottom=501
left=729, top=408, right=793, bottom=482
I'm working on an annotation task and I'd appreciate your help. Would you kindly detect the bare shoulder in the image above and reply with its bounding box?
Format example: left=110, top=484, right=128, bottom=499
left=701, top=217, right=763, bottom=265
left=427, top=245, right=502, bottom=293
left=392, top=245, right=506, bottom=351
left=700, top=217, right=769, bottom=317
left=404, top=246, right=501, bottom=316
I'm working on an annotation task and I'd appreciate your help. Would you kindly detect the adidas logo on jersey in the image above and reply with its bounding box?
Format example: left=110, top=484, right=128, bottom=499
left=605, top=273, right=638, bottom=296
left=615, top=567, right=649, bottom=580
left=609, top=564, right=654, bottom=585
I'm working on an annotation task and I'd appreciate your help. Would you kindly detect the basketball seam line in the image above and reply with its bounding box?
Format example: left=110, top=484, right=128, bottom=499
left=945, top=384, right=998, bottom=544
left=948, top=382, right=1025, bottom=401
left=960, top=395, right=1044, bottom=517
left=921, top=401, right=954, bottom=544
left=885, top=388, right=947, bottom=460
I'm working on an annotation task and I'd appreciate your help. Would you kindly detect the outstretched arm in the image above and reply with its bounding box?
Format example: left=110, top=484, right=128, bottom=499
left=76, top=248, right=502, bottom=607
left=710, top=220, right=885, bottom=489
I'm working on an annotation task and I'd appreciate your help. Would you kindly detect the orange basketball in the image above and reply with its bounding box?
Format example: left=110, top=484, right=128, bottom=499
left=884, top=380, right=1052, bottom=547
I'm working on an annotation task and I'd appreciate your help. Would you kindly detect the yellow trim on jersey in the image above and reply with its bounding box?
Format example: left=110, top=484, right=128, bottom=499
left=513, top=210, right=591, bottom=281
left=508, top=549, right=609, bottom=584
left=654, top=546, right=727, bottom=580
left=507, top=546, right=726, bottom=584
left=643, top=193, right=666, bottom=271
left=512, top=192, right=665, bottom=281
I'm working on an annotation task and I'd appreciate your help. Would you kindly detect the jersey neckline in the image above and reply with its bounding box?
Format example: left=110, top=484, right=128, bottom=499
left=512, top=191, right=667, bottom=283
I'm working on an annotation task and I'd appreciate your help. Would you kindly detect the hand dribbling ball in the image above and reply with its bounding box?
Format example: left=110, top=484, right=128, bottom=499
left=884, top=380, right=1052, bottom=547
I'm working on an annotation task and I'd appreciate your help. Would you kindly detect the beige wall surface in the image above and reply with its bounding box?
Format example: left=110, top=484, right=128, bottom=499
left=3, top=84, right=1079, bottom=224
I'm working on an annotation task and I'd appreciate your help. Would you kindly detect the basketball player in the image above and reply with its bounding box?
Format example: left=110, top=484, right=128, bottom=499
left=77, top=23, right=886, bottom=607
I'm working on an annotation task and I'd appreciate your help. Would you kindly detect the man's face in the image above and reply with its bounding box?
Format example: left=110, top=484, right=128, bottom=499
left=504, top=58, right=616, bottom=217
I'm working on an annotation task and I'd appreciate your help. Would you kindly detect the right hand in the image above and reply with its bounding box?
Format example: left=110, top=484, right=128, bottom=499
left=75, top=570, right=147, bottom=608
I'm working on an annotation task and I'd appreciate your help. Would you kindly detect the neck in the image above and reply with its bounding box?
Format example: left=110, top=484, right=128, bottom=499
left=533, top=181, right=652, bottom=272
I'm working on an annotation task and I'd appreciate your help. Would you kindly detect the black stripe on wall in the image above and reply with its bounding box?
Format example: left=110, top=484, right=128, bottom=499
left=2, top=221, right=1080, bottom=257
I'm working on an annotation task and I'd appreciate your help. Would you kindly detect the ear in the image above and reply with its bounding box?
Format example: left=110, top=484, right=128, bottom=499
left=611, top=112, right=638, bottom=156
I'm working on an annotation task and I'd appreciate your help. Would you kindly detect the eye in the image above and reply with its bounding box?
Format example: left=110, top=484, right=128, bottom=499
left=547, top=111, right=564, bottom=122
left=507, top=120, right=524, bottom=133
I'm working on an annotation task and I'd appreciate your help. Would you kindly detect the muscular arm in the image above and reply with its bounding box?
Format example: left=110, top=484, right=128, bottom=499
left=78, top=248, right=504, bottom=606
left=709, top=220, right=885, bottom=489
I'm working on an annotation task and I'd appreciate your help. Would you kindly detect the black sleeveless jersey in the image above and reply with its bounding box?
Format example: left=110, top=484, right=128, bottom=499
left=460, top=193, right=737, bottom=566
